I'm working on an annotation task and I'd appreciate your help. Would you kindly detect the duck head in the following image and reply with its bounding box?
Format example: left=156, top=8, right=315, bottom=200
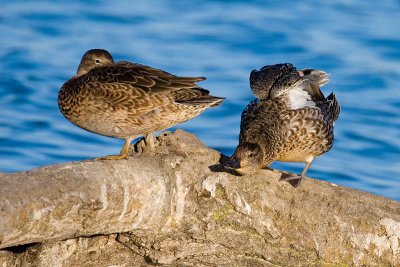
left=76, top=49, right=114, bottom=76
left=224, top=142, right=264, bottom=175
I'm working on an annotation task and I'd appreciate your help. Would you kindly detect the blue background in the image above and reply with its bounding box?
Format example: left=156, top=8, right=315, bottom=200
left=1, top=1, right=399, bottom=200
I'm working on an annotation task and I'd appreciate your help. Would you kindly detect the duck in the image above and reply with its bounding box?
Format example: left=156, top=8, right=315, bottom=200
left=58, top=49, right=224, bottom=160
left=225, top=63, right=340, bottom=187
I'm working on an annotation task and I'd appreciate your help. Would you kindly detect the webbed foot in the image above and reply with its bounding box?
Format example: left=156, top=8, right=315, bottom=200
left=280, top=174, right=303, bottom=187
left=134, top=133, right=155, bottom=154
left=99, top=137, right=133, bottom=160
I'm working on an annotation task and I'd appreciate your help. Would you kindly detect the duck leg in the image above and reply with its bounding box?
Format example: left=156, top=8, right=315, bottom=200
left=280, top=159, right=314, bottom=187
left=100, top=137, right=133, bottom=160
left=145, top=133, right=155, bottom=149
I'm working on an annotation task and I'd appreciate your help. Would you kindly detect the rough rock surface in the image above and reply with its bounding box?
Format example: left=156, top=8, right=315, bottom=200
left=1, top=130, right=399, bottom=266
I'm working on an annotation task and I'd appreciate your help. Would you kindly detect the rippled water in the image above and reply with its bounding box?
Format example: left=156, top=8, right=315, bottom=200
left=1, top=0, right=399, bottom=200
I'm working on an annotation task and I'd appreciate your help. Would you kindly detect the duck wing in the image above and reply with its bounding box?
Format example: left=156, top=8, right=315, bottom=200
left=65, top=64, right=210, bottom=116
left=111, top=62, right=223, bottom=107
left=117, top=61, right=205, bottom=82
left=270, top=70, right=325, bottom=100
left=84, top=63, right=206, bottom=93
left=299, top=69, right=329, bottom=88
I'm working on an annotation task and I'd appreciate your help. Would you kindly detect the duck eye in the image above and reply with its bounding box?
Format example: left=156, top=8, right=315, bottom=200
left=247, top=151, right=256, bottom=158
left=95, top=59, right=101, bottom=64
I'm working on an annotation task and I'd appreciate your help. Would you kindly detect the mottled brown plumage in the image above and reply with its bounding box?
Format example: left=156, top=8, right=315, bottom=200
left=250, top=63, right=329, bottom=100
left=58, top=49, right=224, bottom=159
left=249, top=63, right=296, bottom=99
left=226, top=64, right=340, bottom=187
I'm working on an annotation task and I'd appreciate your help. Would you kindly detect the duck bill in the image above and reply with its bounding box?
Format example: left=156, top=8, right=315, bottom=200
left=224, top=157, right=252, bottom=175
left=232, top=167, right=247, bottom=175
left=224, top=165, right=247, bottom=176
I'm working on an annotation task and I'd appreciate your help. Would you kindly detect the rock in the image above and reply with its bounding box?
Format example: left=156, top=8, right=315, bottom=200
left=1, top=130, right=399, bottom=266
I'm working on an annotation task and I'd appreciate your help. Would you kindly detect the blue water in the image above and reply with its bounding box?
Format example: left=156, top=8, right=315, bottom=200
left=1, top=1, right=399, bottom=200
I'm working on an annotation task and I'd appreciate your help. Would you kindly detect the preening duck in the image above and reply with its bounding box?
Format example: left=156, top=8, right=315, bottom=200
left=225, top=63, right=340, bottom=187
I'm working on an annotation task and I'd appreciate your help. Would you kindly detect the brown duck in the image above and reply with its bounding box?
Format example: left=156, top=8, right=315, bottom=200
left=225, top=63, right=340, bottom=187
left=58, top=49, right=224, bottom=159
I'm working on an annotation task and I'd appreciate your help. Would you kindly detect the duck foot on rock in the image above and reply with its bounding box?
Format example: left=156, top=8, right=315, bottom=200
left=99, top=137, right=133, bottom=160
left=134, top=134, right=155, bottom=154
left=280, top=174, right=303, bottom=188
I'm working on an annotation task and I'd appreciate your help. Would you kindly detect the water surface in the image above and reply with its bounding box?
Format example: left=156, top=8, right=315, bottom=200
left=1, top=0, right=399, bottom=200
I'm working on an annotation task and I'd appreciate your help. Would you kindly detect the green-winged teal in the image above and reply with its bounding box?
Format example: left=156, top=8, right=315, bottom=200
left=58, top=49, right=224, bottom=159
left=225, top=63, right=340, bottom=187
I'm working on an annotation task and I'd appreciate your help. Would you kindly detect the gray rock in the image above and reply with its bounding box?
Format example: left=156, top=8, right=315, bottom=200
left=1, top=130, right=399, bottom=266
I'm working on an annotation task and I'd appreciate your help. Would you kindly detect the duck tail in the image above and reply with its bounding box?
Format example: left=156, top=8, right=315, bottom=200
left=319, top=92, right=340, bottom=123
left=174, top=87, right=225, bottom=108
left=208, top=96, right=225, bottom=107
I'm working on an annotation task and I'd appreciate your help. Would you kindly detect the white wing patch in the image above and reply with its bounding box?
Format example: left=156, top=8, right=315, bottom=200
left=288, top=81, right=316, bottom=109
